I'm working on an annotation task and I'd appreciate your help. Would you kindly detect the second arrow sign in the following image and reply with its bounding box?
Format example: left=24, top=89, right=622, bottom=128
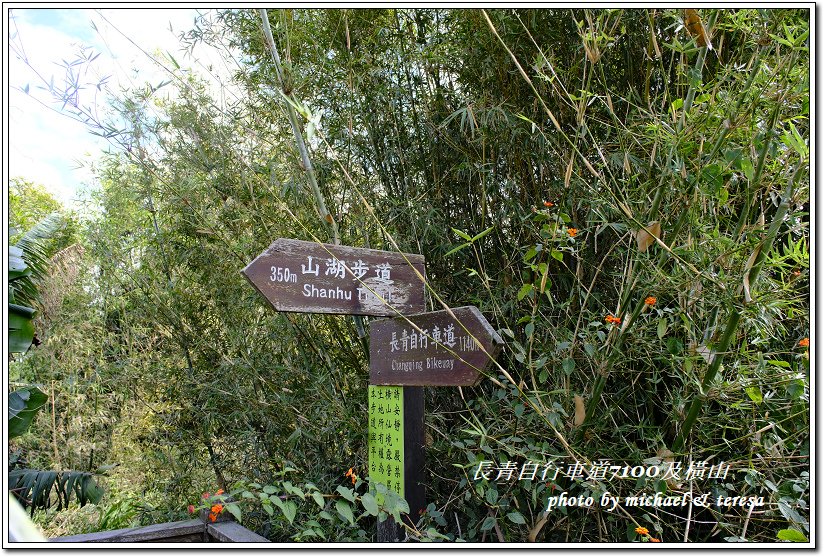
left=369, top=306, right=504, bottom=387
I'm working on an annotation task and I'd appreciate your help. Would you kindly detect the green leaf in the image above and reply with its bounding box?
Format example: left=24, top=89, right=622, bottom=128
left=777, top=528, right=808, bottom=542
left=657, top=318, right=668, bottom=340
left=452, top=228, right=472, bottom=241
left=9, top=387, right=48, bottom=438
left=166, top=50, right=180, bottom=69
left=745, top=386, right=763, bottom=403
left=81, top=477, right=104, bottom=504
left=767, top=359, right=791, bottom=369
left=262, top=502, right=274, bottom=516
left=740, top=158, right=755, bottom=181
left=562, top=358, right=575, bottom=373
left=671, top=98, right=684, bottom=112
left=283, top=481, right=304, bottom=498
left=312, top=492, right=325, bottom=509
left=10, top=469, right=102, bottom=510
left=507, top=511, right=526, bottom=524
left=666, top=337, right=683, bottom=355
left=269, top=495, right=285, bottom=512
left=9, top=246, right=27, bottom=273
left=444, top=242, right=470, bottom=257
left=336, top=499, right=355, bottom=525
left=550, top=249, right=564, bottom=261
left=9, top=304, right=37, bottom=354
left=263, top=485, right=277, bottom=495
left=471, top=226, right=494, bottom=242
left=485, top=486, right=498, bottom=505
left=225, top=502, right=242, bottom=522
left=336, top=485, right=356, bottom=502
left=282, top=501, right=297, bottom=524
left=517, top=284, right=534, bottom=301
left=524, top=244, right=542, bottom=261
left=480, top=516, right=496, bottom=531
left=360, top=492, right=379, bottom=516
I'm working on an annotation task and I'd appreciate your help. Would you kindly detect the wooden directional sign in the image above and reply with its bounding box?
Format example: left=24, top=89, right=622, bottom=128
left=370, top=306, right=504, bottom=386
left=241, top=239, right=426, bottom=316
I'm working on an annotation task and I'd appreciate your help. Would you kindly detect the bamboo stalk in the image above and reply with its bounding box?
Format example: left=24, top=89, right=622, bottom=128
left=51, top=381, right=60, bottom=469
left=257, top=10, right=368, bottom=348
left=258, top=9, right=340, bottom=245
left=673, top=171, right=799, bottom=453
left=672, top=308, right=740, bottom=453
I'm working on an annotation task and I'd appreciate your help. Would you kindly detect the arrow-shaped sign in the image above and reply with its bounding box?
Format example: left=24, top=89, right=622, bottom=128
left=369, top=306, right=504, bottom=386
left=242, top=238, right=427, bottom=316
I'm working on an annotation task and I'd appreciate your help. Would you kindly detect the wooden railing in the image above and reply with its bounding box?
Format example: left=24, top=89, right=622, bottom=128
left=50, top=518, right=270, bottom=543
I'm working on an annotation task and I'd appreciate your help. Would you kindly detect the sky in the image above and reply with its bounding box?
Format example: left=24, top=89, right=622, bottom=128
left=6, top=7, right=237, bottom=210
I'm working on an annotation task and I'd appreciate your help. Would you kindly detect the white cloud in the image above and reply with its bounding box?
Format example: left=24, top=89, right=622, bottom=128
left=8, top=87, right=98, bottom=207
left=7, top=8, right=241, bottom=210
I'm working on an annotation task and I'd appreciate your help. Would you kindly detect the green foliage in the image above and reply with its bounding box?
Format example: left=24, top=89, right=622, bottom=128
left=193, top=475, right=449, bottom=542
left=9, top=469, right=103, bottom=514
left=9, top=387, right=48, bottom=439
left=9, top=178, right=62, bottom=239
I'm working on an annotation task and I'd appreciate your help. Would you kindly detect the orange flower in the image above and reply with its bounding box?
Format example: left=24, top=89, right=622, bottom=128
left=649, top=537, right=660, bottom=542
left=567, top=228, right=578, bottom=237
left=216, top=489, right=224, bottom=495
left=543, top=200, right=554, bottom=207
left=345, top=467, right=357, bottom=485
left=208, top=512, right=217, bottom=522
left=635, top=526, right=649, bottom=536
left=211, top=503, right=224, bottom=515
left=799, top=338, right=810, bottom=348
left=644, top=296, right=657, bottom=306
left=605, top=315, right=621, bottom=325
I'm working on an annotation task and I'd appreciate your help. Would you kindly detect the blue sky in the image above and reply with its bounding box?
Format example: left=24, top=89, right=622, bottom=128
left=7, top=8, right=232, bottom=210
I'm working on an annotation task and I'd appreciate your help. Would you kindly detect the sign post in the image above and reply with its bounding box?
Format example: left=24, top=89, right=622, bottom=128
left=242, top=238, right=426, bottom=316
left=242, top=238, right=427, bottom=542
left=369, top=306, right=504, bottom=387
left=368, top=385, right=425, bottom=542
left=368, top=306, right=503, bottom=541
left=244, top=240, right=504, bottom=543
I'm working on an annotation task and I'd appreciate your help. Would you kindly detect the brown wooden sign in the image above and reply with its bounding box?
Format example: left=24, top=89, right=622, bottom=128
left=241, top=238, right=426, bottom=316
left=369, top=306, right=504, bottom=386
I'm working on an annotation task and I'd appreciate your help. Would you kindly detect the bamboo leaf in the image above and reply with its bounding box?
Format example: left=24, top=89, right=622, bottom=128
left=444, top=242, right=470, bottom=257
left=636, top=221, right=662, bottom=252
left=573, top=395, right=586, bottom=427
left=471, top=225, right=495, bottom=242
left=452, top=228, right=472, bottom=241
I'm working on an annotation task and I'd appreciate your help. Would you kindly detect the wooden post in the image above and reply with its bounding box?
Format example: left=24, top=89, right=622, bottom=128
left=402, top=386, right=426, bottom=530
left=242, top=238, right=434, bottom=543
